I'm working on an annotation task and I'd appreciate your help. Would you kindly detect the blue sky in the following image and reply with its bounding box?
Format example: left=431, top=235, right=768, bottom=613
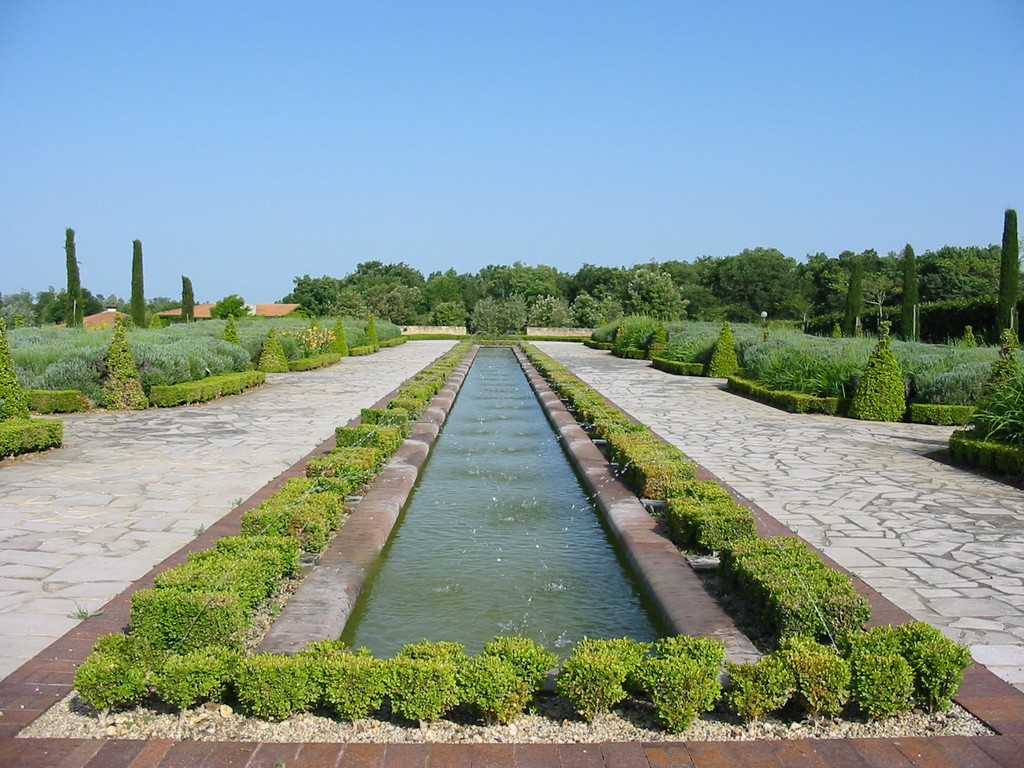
left=1, top=1, right=1021, bottom=304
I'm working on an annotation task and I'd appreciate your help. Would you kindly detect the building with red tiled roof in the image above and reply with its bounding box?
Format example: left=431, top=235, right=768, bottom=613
left=82, top=308, right=129, bottom=329
left=157, top=303, right=302, bottom=321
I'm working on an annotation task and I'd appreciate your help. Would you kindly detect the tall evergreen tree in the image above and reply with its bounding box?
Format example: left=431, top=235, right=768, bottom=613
left=997, top=208, right=1020, bottom=334
left=900, top=244, right=919, bottom=340
left=65, top=228, right=83, bottom=327
left=130, top=239, right=146, bottom=327
left=841, top=257, right=864, bottom=337
left=181, top=276, right=195, bottom=322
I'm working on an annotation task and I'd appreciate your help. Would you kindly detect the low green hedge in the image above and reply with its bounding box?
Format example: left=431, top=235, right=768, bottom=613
left=288, top=353, right=343, bottom=371
left=603, top=429, right=697, bottom=500
left=949, top=429, right=1024, bottom=477
left=720, top=536, right=871, bottom=642
left=378, top=336, right=407, bottom=348
left=611, top=346, right=647, bottom=360
left=727, top=376, right=850, bottom=416
left=335, top=424, right=405, bottom=455
left=651, top=358, right=706, bottom=377
left=909, top=403, right=974, bottom=426
left=149, top=371, right=265, bottom=407
left=402, top=333, right=468, bottom=340
left=305, top=445, right=386, bottom=487
left=27, top=389, right=90, bottom=413
left=0, top=417, right=63, bottom=457
left=359, top=407, right=411, bottom=432
left=348, top=345, right=376, bottom=356
left=241, top=480, right=346, bottom=553
left=665, top=492, right=756, bottom=554
left=584, top=340, right=615, bottom=350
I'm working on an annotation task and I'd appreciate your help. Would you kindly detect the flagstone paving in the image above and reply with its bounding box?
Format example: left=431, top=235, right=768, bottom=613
left=0, top=340, right=456, bottom=682
left=535, top=342, right=1024, bottom=691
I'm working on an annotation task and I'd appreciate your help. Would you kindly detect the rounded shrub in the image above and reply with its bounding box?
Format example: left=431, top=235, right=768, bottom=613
left=458, top=655, right=532, bottom=724
left=154, top=646, right=240, bottom=711
left=724, top=654, right=795, bottom=720
left=481, top=635, right=558, bottom=690
left=849, top=651, right=914, bottom=719
left=778, top=636, right=850, bottom=717
left=234, top=653, right=318, bottom=720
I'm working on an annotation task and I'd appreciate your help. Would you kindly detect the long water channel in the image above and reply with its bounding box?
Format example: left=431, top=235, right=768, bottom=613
left=340, top=347, right=662, bottom=656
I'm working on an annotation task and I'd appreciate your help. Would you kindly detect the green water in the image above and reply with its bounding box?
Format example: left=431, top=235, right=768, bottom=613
left=340, top=346, right=661, bottom=656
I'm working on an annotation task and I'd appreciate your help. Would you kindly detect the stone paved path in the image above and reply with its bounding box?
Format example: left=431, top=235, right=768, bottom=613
left=0, top=341, right=455, bottom=681
left=536, top=342, right=1024, bottom=691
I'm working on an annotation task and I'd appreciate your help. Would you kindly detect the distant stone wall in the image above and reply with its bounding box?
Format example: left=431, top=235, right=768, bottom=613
left=401, top=325, right=467, bottom=335
left=526, top=327, right=593, bottom=337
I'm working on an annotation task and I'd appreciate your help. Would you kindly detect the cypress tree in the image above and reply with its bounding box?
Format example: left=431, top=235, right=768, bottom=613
left=997, top=209, right=1020, bottom=334
left=0, top=318, right=30, bottom=421
left=181, top=276, right=195, bottom=323
left=900, top=244, right=919, bottom=341
left=841, top=258, right=864, bottom=337
left=130, top=240, right=146, bottom=327
left=65, top=228, right=83, bottom=327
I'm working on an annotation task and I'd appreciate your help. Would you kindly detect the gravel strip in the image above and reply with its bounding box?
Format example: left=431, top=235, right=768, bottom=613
left=19, top=691, right=991, bottom=743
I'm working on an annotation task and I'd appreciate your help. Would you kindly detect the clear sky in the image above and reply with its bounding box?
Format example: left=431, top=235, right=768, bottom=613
left=2, top=1, right=1021, bottom=304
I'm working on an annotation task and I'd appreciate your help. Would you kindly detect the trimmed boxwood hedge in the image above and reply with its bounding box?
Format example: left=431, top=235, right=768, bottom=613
left=149, top=370, right=266, bottom=407
left=949, top=429, right=1024, bottom=477
left=26, top=389, right=90, bottom=413
left=288, top=352, right=343, bottom=371
left=0, top=417, right=63, bottom=457
left=651, top=357, right=706, bottom=376
left=909, top=403, right=974, bottom=426
left=719, top=536, right=871, bottom=642
left=727, top=375, right=850, bottom=416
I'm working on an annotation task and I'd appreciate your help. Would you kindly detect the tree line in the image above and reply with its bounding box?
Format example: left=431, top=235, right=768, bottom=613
left=2, top=213, right=1019, bottom=339
left=283, top=210, right=1020, bottom=337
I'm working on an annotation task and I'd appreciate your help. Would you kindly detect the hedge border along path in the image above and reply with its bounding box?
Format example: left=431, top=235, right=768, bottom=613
left=260, top=344, right=759, bottom=663
left=257, top=346, right=476, bottom=652
left=2, top=346, right=1024, bottom=766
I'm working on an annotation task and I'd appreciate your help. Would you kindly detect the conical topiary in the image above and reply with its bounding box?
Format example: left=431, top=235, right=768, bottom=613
left=258, top=329, right=289, bottom=372
left=365, top=317, right=379, bottom=350
left=222, top=315, right=240, bottom=345
left=0, top=317, right=30, bottom=421
left=648, top=321, right=668, bottom=360
left=960, top=325, right=978, bottom=348
left=707, top=321, right=740, bottom=378
left=849, top=321, right=905, bottom=422
left=100, top=316, right=148, bottom=410
left=986, top=329, right=1021, bottom=392
left=331, top=318, right=349, bottom=356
